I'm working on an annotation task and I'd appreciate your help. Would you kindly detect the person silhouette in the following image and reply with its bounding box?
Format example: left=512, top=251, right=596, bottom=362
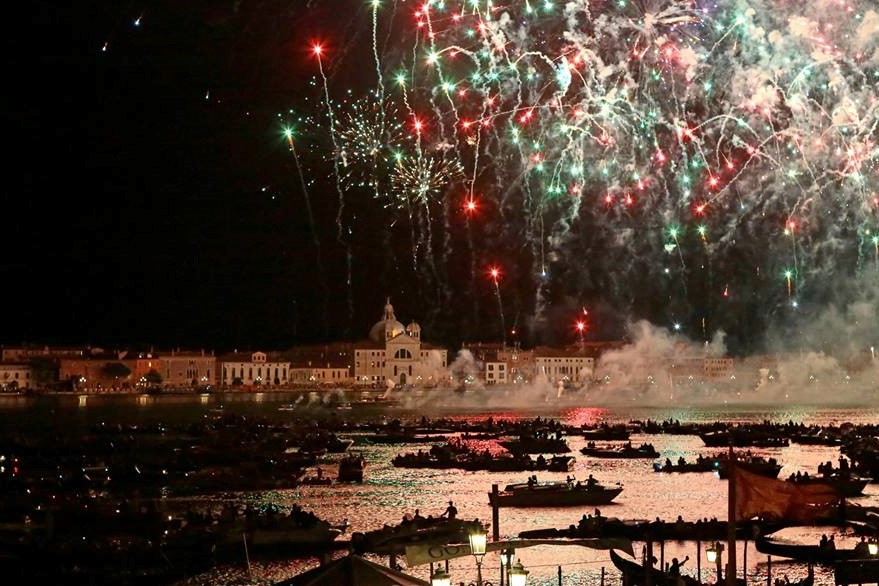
left=668, top=556, right=689, bottom=576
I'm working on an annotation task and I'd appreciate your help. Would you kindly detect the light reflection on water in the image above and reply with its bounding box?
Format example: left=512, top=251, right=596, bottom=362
left=3, top=395, right=879, bottom=586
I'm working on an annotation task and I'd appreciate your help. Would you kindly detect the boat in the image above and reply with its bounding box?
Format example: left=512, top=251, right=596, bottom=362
left=773, top=567, right=815, bottom=586
left=361, top=433, right=448, bottom=444
left=786, top=475, right=870, bottom=497
left=338, top=454, right=366, bottom=482
left=701, top=431, right=789, bottom=448
left=499, top=436, right=570, bottom=454
left=579, top=425, right=631, bottom=441
left=581, top=443, right=659, bottom=459
left=790, top=432, right=841, bottom=446
left=522, top=518, right=782, bottom=542
left=653, top=459, right=715, bottom=473
left=351, top=517, right=486, bottom=555
left=609, top=549, right=702, bottom=586
left=716, top=457, right=782, bottom=479
left=755, top=535, right=868, bottom=564
left=488, top=478, right=623, bottom=507
left=209, top=504, right=341, bottom=555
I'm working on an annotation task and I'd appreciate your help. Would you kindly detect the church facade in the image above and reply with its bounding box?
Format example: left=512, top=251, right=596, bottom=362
left=353, top=299, right=448, bottom=386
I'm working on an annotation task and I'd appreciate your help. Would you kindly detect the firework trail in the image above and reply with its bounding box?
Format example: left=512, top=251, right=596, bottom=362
left=488, top=265, right=506, bottom=344
left=314, top=44, right=355, bottom=328
left=297, top=0, right=879, bottom=344
left=284, top=127, right=330, bottom=336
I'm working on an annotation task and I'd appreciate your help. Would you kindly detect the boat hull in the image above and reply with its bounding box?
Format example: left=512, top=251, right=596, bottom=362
left=489, top=486, right=622, bottom=507
left=755, top=536, right=866, bottom=564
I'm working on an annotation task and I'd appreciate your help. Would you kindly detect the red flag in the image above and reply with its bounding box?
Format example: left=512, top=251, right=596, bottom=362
left=732, top=465, right=841, bottom=522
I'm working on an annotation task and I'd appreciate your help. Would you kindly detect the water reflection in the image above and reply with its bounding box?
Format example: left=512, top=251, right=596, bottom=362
left=2, top=394, right=878, bottom=586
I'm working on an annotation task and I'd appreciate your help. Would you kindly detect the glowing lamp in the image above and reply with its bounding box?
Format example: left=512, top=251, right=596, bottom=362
left=500, top=548, right=515, bottom=567
left=312, top=44, right=323, bottom=56
left=508, top=560, right=530, bottom=586
left=468, top=526, right=487, bottom=556
left=706, top=541, right=723, bottom=563
left=430, top=568, right=451, bottom=586
left=869, top=541, right=878, bottom=556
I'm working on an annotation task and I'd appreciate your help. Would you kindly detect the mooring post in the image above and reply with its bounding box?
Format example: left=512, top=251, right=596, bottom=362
left=492, top=484, right=500, bottom=541
left=697, top=539, right=702, bottom=584
left=242, top=533, right=251, bottom=576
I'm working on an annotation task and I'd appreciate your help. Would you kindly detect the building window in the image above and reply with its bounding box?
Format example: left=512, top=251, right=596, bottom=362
left=488, top=364, right=494, bottom=371
left=394, top=349, right=413, bottom=360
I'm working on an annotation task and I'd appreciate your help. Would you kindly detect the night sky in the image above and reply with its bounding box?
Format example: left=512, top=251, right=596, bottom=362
left=6, top=1, right=878, bottom=356
left=6, top=2, right=373, bottom=350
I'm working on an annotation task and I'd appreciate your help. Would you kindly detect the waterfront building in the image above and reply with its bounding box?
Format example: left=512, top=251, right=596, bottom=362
left=219, top=351, right=289, bottom=387
left=288, top=364, right=351, bottom=384
left=59, top=351, right=139, bottom=390
left=352, top=299, right=448, bottom=386
left=158, top=349, right=216, bottom=388
left=0, top=363, right=33, bottom=390
left=533, top=346, right=595, bottom=384
left=668, top=357, right=735, bottom=385
left=286, top=343, right=353, bottom=384
left=1, top=344, right=87, bottom=362
left=464, top=343, right=532, bottom=384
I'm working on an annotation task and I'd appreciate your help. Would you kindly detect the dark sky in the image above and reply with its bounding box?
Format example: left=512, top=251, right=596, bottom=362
left=5, top=1, right=344, bottom=350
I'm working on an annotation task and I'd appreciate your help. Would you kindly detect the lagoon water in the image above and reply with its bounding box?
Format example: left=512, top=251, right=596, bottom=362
left=2, top=391, right=877, bottom=586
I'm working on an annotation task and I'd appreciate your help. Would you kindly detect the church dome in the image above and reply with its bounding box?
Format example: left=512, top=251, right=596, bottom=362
left=369, top=298, right=405, bottom=343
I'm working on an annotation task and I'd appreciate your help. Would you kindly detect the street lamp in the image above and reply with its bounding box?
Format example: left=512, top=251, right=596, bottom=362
left=869, top=540, right=878, bottom=556
left=706, top=542, right=724, bottom=584
left=431, top=568, right=451, bottom=586
left=500, top=548, right=515, bottom=586
left=507, top=560, right=529, bottom=586
left=469, top=526, right=488, bottom=586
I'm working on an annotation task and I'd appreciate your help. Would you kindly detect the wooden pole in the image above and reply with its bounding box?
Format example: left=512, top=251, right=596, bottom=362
left=660, top=541, right=665, bottom=573
left=697, top=540, right=702, bottom=584
left=242, top=533, right=252, bottom=576
left=727, top=443, right=737, bottom=586
left=492, top=484, right=500, bottom=541
left=766, top=556, right=771, bottom=586
left=646, top=540, right=654, bottom=586
left=558, top=565, right=562, bottom=586
left=743, top=538, right=748, bottom=586
left=601, top=565, right=606, bottom=586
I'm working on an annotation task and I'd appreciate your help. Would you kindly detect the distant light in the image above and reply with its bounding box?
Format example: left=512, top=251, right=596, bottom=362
left=312, top=44, right=324, bottom=56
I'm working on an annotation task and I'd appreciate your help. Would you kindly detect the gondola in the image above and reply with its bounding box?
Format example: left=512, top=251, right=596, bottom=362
left=755, top=535, right=868, bottom=564
left=610, top=549, right=701, bottom=586
left=610, top=549, right=750, bottom=586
